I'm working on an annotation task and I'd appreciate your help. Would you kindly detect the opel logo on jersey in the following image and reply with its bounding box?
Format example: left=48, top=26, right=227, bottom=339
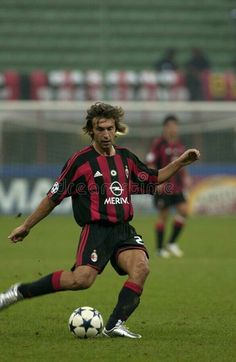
left=110, top=181, right=123, bottom=196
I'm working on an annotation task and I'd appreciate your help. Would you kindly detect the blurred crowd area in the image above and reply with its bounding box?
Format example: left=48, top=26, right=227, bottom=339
left=1, top=69, right=236, bottom=101
left=0, top=1, right=236, bottom=102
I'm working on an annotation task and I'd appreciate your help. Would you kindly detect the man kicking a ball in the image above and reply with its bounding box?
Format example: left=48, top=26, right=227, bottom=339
left=0, top=102, right=200, bottom=338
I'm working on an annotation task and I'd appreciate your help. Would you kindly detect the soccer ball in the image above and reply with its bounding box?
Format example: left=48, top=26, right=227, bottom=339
left=68, top=306, right=104, bottom=339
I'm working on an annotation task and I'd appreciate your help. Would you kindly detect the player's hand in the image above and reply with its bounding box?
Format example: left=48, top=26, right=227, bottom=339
left=179, top=149, right=200, bottom=166
left=8, top=225, right=30, bottom=243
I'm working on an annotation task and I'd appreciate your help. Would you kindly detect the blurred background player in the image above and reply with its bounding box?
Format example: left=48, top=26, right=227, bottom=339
left=146, top=115, right=191, bottom=258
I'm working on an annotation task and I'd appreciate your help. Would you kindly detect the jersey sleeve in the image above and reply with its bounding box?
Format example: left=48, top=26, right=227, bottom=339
left=128, top=151, right=158, bottom=195
left=47, top=155, right=78, bottom=204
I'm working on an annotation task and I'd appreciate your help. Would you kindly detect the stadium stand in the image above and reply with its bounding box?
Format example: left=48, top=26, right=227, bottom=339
left=0, top=69, right=235, bottom=101
left=0, top=0, right=235, bottom=72
left=0, top=71, right=20, bottom=100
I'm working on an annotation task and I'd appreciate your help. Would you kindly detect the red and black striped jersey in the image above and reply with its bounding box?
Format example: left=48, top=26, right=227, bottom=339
left=47, top=145, right=158, bottom=226
left=146, top=136, right=185, bottom=193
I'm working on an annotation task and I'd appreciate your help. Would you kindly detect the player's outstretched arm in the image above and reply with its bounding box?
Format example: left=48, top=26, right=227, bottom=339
left=8, top=196, right=56, bottom=243
left=158, top=148, right=200, bottom=184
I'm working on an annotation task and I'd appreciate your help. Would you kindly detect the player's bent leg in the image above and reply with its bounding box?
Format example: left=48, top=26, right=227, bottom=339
left=60, top=265, right=98, bottom=290
left=104, top=249, right=149, bottom=338
left=0, top=266, right=98, bottom=312
left=0, top=271, right=65, bottom=311
left=118, top=249, right=150, bottom=287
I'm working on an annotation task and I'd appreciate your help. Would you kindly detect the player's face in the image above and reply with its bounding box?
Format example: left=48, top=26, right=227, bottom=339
left=164, top=121, right=179, bottom=140
left=91, top=118, right=116, bottom=154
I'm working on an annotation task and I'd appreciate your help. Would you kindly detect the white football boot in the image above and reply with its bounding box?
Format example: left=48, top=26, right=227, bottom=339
left=0, top=284, right=23, bottom=310
left=157, top=248, right=171, bottom=258
left=167, top=243, right=184, bottom=257
left=103, top=320, right=141, bottom=339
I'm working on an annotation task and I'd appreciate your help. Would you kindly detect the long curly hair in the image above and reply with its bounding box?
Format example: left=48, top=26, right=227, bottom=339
left=83, top=102, right=127, bottom=138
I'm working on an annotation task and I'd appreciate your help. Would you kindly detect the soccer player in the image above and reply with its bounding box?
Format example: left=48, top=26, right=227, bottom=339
left=0, top=103, right=200, bottom=338
left=146, top=114, right=191, bottom=258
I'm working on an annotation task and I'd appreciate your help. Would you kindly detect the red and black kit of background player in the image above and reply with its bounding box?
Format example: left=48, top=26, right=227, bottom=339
left=146, top=114, right=191, bottom=258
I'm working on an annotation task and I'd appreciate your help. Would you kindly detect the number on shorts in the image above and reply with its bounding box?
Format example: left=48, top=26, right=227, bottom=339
left=134, top=235, right=144, bottom=245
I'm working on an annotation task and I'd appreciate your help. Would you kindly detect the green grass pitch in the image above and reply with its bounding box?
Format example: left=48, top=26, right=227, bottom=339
left=0, top=214, right=235, bottom=362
